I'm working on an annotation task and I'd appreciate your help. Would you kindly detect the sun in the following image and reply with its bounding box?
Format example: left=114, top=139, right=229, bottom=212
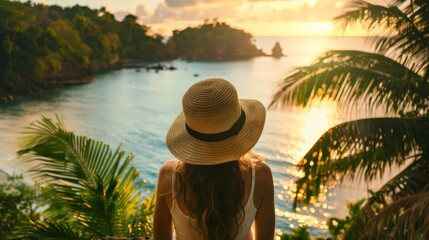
left=307, top=0, right=317, bottom=7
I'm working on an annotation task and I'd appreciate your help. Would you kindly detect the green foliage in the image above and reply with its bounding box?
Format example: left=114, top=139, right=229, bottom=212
left=327, top=199, right=365, bottom=239
left=0, top=2, right=264, bottom=98
left=167, top=19, right=264, bottom=59
left=0, top=175, right=40, bottom=239
left=13, top=115, right=154, bottom=239
left=291, top=118, right=429, bottom=208
left=270, top=0, right=429, bottom=239
left=0, top=0, right=167, bottom=98
left=279, top=226, right=312, bottom=240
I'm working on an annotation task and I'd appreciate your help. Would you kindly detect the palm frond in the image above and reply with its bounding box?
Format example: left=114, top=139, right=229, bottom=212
left=128, top=191, right=156, bottom=237
left=336, top=1, right=429, bottom=72
left=345, top=191, right=429, bottom=240
left=344, top=155, right=429, bottom=239
left=368, top=155, right=429, bottom=204
left=269, top=50, right=427, bottom=114
left=17, top=115, right=146, bottom=238
left=367, top=191, right=429, bottom=240
left=12, top=219, right=92, bottom=240
left=392, top=0, right=429, bottom=33
left=293, top=117, right=429, bottom=208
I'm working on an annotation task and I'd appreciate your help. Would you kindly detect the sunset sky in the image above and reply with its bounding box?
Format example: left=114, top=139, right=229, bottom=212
left=30, top=0, right=386, bottom=36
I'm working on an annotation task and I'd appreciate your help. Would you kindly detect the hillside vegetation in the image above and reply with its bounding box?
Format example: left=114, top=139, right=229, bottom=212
left=0, top=2, right=263, bottom=100
left=167, top=19, right=265, bottom=60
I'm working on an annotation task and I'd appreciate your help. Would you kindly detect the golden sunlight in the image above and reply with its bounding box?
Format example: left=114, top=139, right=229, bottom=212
left=296, top=104, right=338, bottom=160
left=272, top=103, right=346, bottom=232
left=232, top=20, right=335, bottom=36
left=306, top=0, right=318, bottom=7
left=335, top=1, right=344, bottom=8
left=303, top=21, right=335, bottom=36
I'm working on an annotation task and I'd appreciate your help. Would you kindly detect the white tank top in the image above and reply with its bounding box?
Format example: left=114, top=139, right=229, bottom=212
left=170, top=160, right=258, bottom=240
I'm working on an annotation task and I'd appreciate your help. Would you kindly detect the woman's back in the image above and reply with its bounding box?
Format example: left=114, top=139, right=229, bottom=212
left=153, top=78, right=275, bottom=240
left=172, top=158, right=256, bottom=240
left=155, top=153, right=274, bottom=240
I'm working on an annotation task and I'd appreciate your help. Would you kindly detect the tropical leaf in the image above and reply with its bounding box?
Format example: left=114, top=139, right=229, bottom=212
left=345, top=191, right=429, bottom=240
left=327, top=199, right=365, bottom=239
left=293, top=117, right=429, bottom=207
left=12, top=219, right=92, bottom=240
left=336, top=1, right=429, bottom=73
left=269, top=50, right=427, bottom=114
left=367, top=191, right=429, bottom=240
left=344, top=155, right=429, bottom=240
left=367, top=155, right=429, bottom=205
left=17, top=115, right=151, bottom=238
left=128, top=190, right=156, bottom=237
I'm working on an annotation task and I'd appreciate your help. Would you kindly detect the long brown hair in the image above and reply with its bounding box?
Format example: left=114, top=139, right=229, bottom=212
left=175, top=158, right=250, bottom=240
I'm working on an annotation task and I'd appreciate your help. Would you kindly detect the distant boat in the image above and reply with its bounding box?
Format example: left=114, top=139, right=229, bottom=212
left=193, top=74, right=199, bottom=77
left=135, top=68, right=141, bottom=72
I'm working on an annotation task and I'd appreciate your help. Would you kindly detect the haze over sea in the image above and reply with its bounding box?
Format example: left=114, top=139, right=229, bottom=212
left=0, top=36, right=384, bottom=236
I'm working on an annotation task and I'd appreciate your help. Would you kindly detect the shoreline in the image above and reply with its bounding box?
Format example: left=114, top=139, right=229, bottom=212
left=0, top=73, right=95, bottom=103
left=0, top=54, right=282, bottom=103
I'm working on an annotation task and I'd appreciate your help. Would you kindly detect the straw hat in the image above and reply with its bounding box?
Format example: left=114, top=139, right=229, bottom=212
left=166, top=78, right=266, bottom=165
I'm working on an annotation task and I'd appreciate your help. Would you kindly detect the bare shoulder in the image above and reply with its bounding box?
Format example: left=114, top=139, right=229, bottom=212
left=157, top=160, right=176, bottom=194
left=253, top=160, right=274, bottom=208
left=159, top=160, right=176, bottom=176
left=245, top=151, right=273, bottom=182
left=254, top=160, right=273, bottom=184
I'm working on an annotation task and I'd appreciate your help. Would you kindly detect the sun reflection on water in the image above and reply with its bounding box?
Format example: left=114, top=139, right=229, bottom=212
left=295, top=103, right=339, bottom=162
left=272, top=101, right=342, bottom=235
left=275, top=177, right=338, bottom=232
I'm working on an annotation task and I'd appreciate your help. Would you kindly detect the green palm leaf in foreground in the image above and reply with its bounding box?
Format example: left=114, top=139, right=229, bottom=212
left=16, top=115, right=154, bottom=239
left=362, top=191, right=429, bottom=239
left=14, top=220, right=92, bottom=240
left=269, top=50, right=427, bottom=113
left=293, top=118, right=429, bottom=207
left=270, top=0, right=429, bottom=239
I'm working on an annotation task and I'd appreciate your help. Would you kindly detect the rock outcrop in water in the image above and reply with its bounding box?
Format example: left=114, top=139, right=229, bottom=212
left=271, top=42, right=285, bottom=58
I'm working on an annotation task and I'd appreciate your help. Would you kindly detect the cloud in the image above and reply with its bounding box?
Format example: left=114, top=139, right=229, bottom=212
left=115, top=0, right=371, bottom=35
left=231, top=0, right=350, bottom=23
left=149, top=3, right=179, bottom=23
left=289, top=0, right=348, bottom=21
left=112, top=4, right=150, bottom=22
left=114, top=10, right=130, bottom=21
left=145, top=0, right=355, bottom=25
left=165, top=0, right=197, bottom=7
left=136, top=4, right=149, bottom=17
left=179, top=2, right=241, bottom=20
left=165, top=0, right=243, bottom=7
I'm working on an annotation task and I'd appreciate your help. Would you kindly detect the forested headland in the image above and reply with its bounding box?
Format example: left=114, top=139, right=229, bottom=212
left=166, top=19, right=265, bottom=60
left=0, top=1, right=264, bottom=101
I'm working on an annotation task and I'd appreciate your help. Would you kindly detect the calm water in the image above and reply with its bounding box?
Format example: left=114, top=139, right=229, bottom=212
left=0, top=36, right=377, bottom=236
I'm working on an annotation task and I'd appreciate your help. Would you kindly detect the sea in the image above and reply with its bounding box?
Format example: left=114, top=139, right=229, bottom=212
left=0, top=36, right=387, bottom=237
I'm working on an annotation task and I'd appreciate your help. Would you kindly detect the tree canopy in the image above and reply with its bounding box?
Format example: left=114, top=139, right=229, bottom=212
left=0, top=1, right=167, bottom=99
left=0, top=3, right=266, bottom=100
left=166, top=19, right=265, bottom=60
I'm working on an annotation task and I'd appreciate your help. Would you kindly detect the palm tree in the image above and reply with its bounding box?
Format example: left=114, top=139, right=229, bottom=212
left=270, top=0, right=429, bottom=239
left=14, top=115, right=154, bottom=239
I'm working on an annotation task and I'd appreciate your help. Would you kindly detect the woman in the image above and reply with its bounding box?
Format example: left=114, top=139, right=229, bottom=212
left=153, top=78, right=275, bottom=240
